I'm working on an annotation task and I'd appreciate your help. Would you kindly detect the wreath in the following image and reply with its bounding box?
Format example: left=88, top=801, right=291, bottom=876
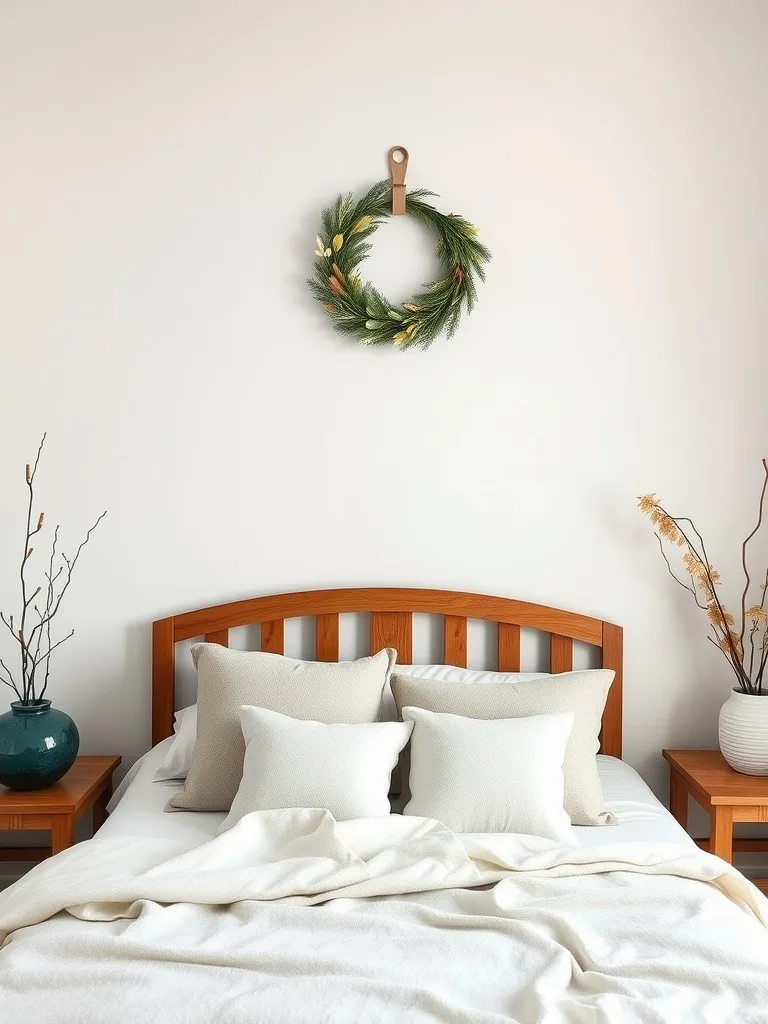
left=308, top=180, right=491, bottom=351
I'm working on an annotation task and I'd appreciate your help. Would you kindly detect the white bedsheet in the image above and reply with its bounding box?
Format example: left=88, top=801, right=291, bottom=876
left=104, top=740, right=695, bottom=850
left=0, top=807, right=766, bottom=1023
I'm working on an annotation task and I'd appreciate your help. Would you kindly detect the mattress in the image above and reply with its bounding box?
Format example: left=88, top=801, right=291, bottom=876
left=104, top=740, right=694, bottom=850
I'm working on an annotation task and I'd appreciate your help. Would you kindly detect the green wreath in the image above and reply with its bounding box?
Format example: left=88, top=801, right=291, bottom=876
left=308, top=180, right=491, bottom=351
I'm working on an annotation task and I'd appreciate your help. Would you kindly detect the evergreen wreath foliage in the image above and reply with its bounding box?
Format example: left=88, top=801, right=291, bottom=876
left=308, top=180, right=491, bottom=351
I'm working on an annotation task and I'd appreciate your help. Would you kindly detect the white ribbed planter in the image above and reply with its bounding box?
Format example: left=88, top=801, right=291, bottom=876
left=718, top=689, right=768, bottom=775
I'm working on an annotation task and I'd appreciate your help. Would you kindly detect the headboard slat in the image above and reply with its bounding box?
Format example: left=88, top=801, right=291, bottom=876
left=371, top=611, right=412, bottom=664
left=205, top=629, right=229, bottom=647
left=497, top=622, right=521, bottom=671
left=443, top=615, right=467, bottom=667
left=151, top=617, right=175, bottom=747
left=550, top=634, right=574, bottom=674
left=261, top=619, right=284, bottom=655
left=315, top=613, right=339, bottom=661
left=599, top=621, right=623, bottom=758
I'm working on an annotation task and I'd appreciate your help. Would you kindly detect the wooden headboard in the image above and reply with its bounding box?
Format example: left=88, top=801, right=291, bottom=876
left=152, top=588, right=623, bottom=756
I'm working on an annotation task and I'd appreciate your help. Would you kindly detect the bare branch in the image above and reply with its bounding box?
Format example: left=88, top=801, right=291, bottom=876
left=35, top=629, right=74, bottom=669
left=19, top=435, right=47, bottom=700
left=32, top=526, right=60, bottom=668
left=0, top=657, right=22, bottom=701
left=25, top=512, right=106, bottom=651
left=37, top=630, right=74, bottom=701
left=0, top=656, right=17, bottom=685
left=3, top=436, right=105, bottom=703
left=0, top=677, right=24, bottom=700
left=0, top=611, right=25, bottom=650
left=42, top=607, right=53, bottom=699
left=28, top=434, right=46, bottom=484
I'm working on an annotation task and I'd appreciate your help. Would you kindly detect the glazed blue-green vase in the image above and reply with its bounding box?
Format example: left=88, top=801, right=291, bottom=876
left=0, top=700, right=79, bottom=790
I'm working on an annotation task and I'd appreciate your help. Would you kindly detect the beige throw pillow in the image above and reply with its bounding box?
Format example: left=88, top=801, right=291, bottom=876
left=167, top=644, right=396, bottom=813
left=392, top=669, right=616, bottom=826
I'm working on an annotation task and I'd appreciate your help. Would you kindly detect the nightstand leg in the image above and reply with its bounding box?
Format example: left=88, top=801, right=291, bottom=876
left=670, top=770, right=688, bottom=828
left=710, top=806, right=734, bottom=863
left=51, top=814, right=75, bottom=855
left=92, top=783, right=111, bottom=832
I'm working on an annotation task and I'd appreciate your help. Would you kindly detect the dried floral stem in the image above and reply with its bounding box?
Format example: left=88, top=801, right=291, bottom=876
left=707, top=635, right=746, bottom=686
left=656, top=518, right=735, bottom=662
left=753, top=622, right=765, bottom=688
left=658, top=505, right=750, bottom=689
left=741, top=459, right=768, bottom=646
left=639, top=468, right=768, bottom=696
left=654, top=533, right=707, bottom=608
left=756, top=644, right=768, bottom=692
left=748, top=569, right=768, bottom=685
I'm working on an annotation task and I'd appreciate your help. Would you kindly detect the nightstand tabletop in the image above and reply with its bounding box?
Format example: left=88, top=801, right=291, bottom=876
left=662, top=749, right=768, bottom=805
left=0, top=755, right=122, bottom=814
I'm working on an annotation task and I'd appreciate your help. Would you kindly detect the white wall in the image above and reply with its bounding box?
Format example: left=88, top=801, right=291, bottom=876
left=1, top=1, right=767, bottom=803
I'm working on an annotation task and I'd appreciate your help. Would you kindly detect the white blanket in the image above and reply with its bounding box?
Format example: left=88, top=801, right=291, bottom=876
left=1, top=809, right=768, bottom=1023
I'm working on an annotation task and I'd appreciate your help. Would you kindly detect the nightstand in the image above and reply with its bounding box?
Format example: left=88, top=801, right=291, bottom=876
left=0, top=754, right=121, bottom=861
left=663, top=748, right=768, bottom=894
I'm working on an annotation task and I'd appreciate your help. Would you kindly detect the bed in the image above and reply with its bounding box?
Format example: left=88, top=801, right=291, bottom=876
left=1, top=588, right=768, bottom=1023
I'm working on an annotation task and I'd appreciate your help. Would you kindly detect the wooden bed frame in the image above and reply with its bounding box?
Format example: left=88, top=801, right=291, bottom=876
left=152, top=588, right=623, bottom=756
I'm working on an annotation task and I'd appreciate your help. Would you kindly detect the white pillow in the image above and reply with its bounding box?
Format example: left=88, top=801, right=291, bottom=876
left=401, top=706, right=576, bottom=841
left=381, top=665, right=548, bottom=721
left=152, top=705, right=197, bottom=782
left=219, top=707, right=413, bottom=832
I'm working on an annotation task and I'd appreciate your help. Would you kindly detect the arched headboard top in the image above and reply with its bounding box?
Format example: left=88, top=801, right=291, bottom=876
left=152, top=587, right=623, bottom=755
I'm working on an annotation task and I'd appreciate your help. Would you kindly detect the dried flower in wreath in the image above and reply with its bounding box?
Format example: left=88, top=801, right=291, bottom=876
left=638, top=458, right=768, bottom=694
left=0, top=435, right=106, bottom=706
left=308, top=181, right=491, bottom=351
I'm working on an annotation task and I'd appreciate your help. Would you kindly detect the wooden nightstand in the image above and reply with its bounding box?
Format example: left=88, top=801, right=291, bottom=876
left=0, top=754, right=121, bottom=861
left=663, top=749, right=768, bottom=893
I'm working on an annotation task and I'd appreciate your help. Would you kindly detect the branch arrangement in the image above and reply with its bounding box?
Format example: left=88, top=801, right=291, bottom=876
left=638, top=459, right=768, bottom=695
left=0, top=435, right=106, bottom=705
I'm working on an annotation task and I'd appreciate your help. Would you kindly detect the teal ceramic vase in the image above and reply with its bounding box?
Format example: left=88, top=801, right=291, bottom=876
left=0, top=700, right=79, bottom=790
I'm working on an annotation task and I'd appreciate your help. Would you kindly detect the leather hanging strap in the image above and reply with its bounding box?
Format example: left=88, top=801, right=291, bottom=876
left=388, top=146, right=409, bottom=215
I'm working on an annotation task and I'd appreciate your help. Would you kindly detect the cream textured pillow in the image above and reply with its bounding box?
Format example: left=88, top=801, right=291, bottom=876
left=392, top=669, right=616, bottom=826
left=381, top=665, right=548, bottom=721
left=167, top=645, right=396, bottom=812
left=402, top=707, right=576, bottom=841
left=219, top=707, right=413, bottom=830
